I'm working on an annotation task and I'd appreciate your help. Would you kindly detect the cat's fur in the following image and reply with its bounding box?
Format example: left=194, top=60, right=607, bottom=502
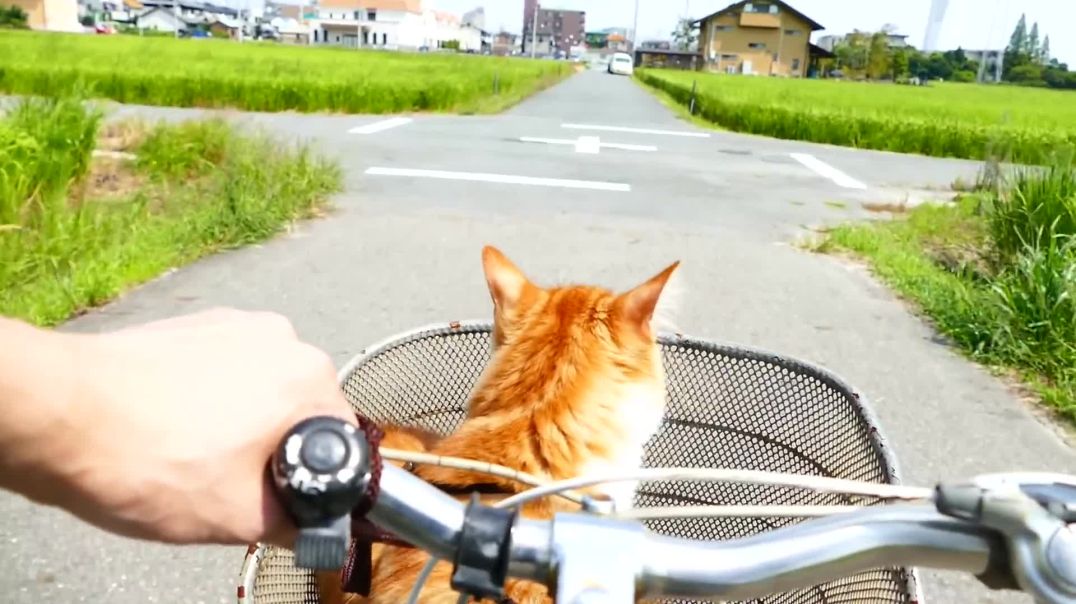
left=317, top=246, right=679, bottom=604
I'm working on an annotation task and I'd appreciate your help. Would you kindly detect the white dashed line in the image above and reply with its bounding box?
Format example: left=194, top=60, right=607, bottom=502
left=789, top=153, right=868, bottom=190
left=561, top=123, right=711, bottom=138
left=518, top=136, right=658, bottom=153
left=348, top=117, right=413, bottom=134
left=364, top=167, right=631, bottom=192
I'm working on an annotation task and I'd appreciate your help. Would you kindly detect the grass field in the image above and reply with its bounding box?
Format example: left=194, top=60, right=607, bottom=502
left=0, top=30, right=571, bottom=114
left=636, top=69, right=1076, bottom=165
left=0, top=93, right=341, bottom=326
left=818, top=161, right=1076, bottom=422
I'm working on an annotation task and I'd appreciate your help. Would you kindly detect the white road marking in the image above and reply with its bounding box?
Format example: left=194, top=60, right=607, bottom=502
left=348, top=117, right=413, bottom=135
left=574, top=135, right=601, bottom=154
left=364, top=167, right=631, bottom=192
left=518, top=136, right=658, bottom=153
left=561, top=123, right=711, bottom=138
left=789, top=153, right=868, bottom=190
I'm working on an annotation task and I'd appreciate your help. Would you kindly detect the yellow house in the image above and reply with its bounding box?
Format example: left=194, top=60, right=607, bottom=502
left=695, top=0, right=823, bottom=77
left=8, top=0, right=81, bottom=31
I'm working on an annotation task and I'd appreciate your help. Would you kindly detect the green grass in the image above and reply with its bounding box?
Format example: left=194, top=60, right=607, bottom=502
left=0, top=93, right=342, bottom=326
left=0, top=30, right=572, bottom=114
left=636, top=69, right=1076, bottom=165
left=820, top=164, right=1076, bottom=422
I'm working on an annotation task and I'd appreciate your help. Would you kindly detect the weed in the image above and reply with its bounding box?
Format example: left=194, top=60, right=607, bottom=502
left=0, top=95, right=341, bottom=325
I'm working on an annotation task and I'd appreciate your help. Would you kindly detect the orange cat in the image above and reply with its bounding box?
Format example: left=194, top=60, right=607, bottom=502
left=317, top=245, right=679, bottom=604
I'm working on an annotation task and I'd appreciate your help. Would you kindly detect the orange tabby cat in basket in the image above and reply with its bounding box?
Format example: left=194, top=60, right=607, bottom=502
left=317, top=245, right=680, bottom=604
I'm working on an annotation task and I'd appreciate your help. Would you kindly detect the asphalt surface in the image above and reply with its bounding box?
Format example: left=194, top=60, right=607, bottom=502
left=2, top=69, right=1073, bottom=604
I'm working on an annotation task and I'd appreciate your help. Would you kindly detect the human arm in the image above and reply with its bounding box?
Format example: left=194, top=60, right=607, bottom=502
left=0, top=309, right=356, bottom=547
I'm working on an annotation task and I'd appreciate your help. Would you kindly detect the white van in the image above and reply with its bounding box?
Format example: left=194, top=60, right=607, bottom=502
left=607, top=52, right=634, bottom=76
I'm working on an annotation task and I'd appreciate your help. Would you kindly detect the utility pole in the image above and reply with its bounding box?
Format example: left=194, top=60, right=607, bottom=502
left=631, top=0, right=639, bottom=52
left=530, top=2, right=539, bottom=58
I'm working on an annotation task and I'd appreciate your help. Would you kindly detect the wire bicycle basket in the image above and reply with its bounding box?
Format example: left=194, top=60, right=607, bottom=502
left=239, top=321, right=922, bottom=603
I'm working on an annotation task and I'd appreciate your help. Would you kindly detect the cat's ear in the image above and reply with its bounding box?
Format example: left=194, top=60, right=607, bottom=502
left=618, top=261, right=680, bottom=334
left=481, top=245, right=531, bottom=309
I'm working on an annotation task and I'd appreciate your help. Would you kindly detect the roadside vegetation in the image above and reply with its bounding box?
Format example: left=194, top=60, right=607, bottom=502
left=0, top=92, right=341, bottom=326
left=0, top=30, right=571, bottom=114
left=816, top=158, right=1076, bottom=423
left=635, top=69, right=1076, bottom=164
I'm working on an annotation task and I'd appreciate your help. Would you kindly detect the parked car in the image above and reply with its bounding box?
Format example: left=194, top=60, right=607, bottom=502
left=607, top=52, right=634, bottom=76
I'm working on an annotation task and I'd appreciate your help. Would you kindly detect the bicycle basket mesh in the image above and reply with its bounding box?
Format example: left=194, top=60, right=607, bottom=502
left=248, top=323, right=915, bottom=604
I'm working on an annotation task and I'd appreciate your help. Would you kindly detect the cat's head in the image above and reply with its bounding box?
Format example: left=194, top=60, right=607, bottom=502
left=479, top=245, right=680, bottom=387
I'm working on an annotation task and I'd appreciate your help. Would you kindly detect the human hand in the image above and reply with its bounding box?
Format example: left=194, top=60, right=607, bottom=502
left=52, top=308, right=356, bottom=548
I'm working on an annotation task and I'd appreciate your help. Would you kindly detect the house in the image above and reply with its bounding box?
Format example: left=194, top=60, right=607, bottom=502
left=694, top=0, right=824, bottom=77
left=207, top=14, right=242, bottom=38
left=309, top=0, right=423, bottom=48
left=308, top=0, right=468, bottom=51
left=818, top=31, right=909, bottom=52
left=9, top=0, right=81, bottom=31
left=270, top=16, right=310, bottom=43
left=136, top=5, right=205, bottom=33
left=491, top=30, right=517, bottom=55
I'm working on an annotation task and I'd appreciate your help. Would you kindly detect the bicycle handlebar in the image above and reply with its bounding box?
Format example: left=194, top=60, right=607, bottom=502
left=270, top=416, right=1076, bottom=603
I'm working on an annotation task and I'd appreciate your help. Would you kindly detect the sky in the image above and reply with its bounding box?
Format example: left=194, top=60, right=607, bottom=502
left=426, top=0, right=1076, bottom=64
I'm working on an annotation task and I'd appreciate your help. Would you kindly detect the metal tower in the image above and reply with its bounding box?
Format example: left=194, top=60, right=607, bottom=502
left=923, top=0, right=950, bottom=51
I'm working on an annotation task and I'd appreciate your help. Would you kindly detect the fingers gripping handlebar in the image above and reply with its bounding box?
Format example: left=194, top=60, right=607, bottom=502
left=269, top=415, right=1076, bottom=603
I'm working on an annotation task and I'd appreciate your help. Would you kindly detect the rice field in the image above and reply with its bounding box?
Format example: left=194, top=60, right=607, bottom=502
left=0, top=30, right=571, bottom=114
left=637, top=69, right=1076, bottom=164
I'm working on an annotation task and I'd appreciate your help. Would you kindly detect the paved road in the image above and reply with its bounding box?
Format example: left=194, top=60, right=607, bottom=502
left=2, top=70, right=1073, bottom=604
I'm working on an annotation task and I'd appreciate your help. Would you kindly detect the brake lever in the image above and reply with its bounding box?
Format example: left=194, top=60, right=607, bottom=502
left=935, top=472, right=1076, bottom=603
left=270, top=415, right=371, bottom=570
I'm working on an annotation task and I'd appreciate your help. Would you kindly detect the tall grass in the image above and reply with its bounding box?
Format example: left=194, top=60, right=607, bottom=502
left=824, top=159, right=1076, bottom=420
left=636, top=69, right=1076, bottom=164
left=0, top=94, right=341, bottom=325
left=0, top=30, right=571, bottom=114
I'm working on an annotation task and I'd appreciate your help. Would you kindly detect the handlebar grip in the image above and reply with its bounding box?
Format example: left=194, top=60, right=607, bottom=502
left=270, top=415, right=371, bottom=569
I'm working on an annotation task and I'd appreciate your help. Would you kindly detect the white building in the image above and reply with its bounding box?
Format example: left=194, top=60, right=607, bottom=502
left=461, top=6, right=482, bottom=29
left=307, top=0, right=473, bottom=50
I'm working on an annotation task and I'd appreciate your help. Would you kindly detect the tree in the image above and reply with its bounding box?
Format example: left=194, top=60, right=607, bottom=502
left=1007, top=13, right=1027, bottom=54
left=890, top=47, right=910, bottom=80
left=833, top=30, right=870, bottom=77
left=671, top=17, right=698, bottom=52
left=1040, top=35, right=1051, bottom=64
left=0, top=5, right=29, bottom=28
left=1027, top=22, right=1039, bottom=59
left=866, top=31, right=891, bottom=79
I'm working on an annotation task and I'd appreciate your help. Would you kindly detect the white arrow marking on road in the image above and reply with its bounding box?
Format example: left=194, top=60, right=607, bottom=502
left=574, top=135, right=601, bottom=154
left=518, top=136, right=658, bottom=153
left=348, top=117, right=413, bottom=134
left=562, top=123, right=711, bottom=138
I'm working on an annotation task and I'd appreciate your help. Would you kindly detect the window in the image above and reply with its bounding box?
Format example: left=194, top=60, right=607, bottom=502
left=362, top=31, right=368, bottom=44
left=382, top=32, right=387, bottom=45
left=353, top=11, right=360, bottom=19
left=721, top=53, right=737, bottom=59
left=744, top=2, right=779, bottom=13
left=714, top=24, right=732, bottom=31
left=784, top=29, right=800, bottom=35
left=748, top=42, right=765, bottom=49
left=367, top=10, right=376, bottom=21
left=791, top=58, right=800, bottom=70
